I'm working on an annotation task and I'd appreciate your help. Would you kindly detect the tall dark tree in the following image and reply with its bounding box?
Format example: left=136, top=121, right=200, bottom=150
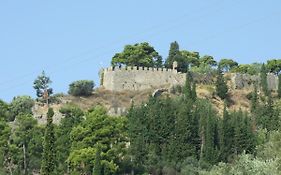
left=278, top=74, right=281, bottom=98
left=41, top=108, right=56, bottom=175
left=215, top=66, right=228, bottom=100
left=191, top=82, right=197, bottom=101
left=165, top=41, right=180, bottom=68
left=260, top=63, right=268, bottom=96
left=93, top=145, right=102, bottom=175
left=251, top=83, right=258, bottom=113
left=183, top=71, right=192, bottom=100
left=220, top=104, right=233, bottom=161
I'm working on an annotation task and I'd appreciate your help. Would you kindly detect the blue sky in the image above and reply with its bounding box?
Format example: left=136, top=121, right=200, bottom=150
left=0, top=0, right=280, bottom=102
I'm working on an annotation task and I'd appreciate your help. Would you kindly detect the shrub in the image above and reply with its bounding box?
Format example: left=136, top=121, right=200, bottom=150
left=68, top=80, right=95, bottom=96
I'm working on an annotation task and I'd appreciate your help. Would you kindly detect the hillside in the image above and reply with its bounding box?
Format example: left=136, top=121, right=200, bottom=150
left=32, top=80, right=258, bottom=124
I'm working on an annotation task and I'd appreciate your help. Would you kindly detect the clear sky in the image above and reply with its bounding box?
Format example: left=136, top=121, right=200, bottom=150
left=0, top=0, right=280, bottom=102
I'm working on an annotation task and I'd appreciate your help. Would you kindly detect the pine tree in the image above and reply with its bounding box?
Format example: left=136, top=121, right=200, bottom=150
left=260, top=63, right=268, bottom=96
left=215, top=66, right=228, bottom=100
left=278, top=74, right=281, bottom=98
left=41, top=108, right=56, bottom=175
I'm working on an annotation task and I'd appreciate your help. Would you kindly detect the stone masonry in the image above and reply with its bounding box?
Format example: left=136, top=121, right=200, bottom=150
left=100, top=63, right=279, bottom=92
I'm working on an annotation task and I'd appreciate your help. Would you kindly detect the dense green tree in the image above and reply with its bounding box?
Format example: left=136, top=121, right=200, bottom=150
left=260, top=63, right=269, bottom=96
left=257, top=130, right=281, bottom=170
left=200, top=104, right=220, bottom=165
left=12, top=114, right=43, bottom=175
left=191, top=82, right=197, bottom=101
left=9, top=96, right=34, bottom=121
left=190, top=63, right=216, bottom=75
left=41, top=108, right=56, bottom=175
left=0, top=100, right=9, bottom=121
left=232, top=63, right=262, bottom=75
left=183, top=71, right=192, bottom=100
left=165, top=41, right=180, bottom=68
left=68, top=80, right=94, bottom=96
left=251, top=83, right=258, bottom=112
left=93, top=144, right=102, bottom=175
left=278, top=74, right=281, bottom=98
left=111, top=42, right=162, bottom=67
left=220, top=104, right=233, bottom=162
left=218, top=58, right=238, bottom=72
left=68, top=106, right=127, bottom=175
left=215, top=67, right=228, bottom=99
left=266, top=59, right=281, bottom=75
left=181, top=50, right=200, bottom=67
left=56, top=104, right=84, bottom=173
left=0, top=119, right=11, bottom=173
left=199, top=55, right=217, bottom=67
left=33, top=71, right=53, bottom=100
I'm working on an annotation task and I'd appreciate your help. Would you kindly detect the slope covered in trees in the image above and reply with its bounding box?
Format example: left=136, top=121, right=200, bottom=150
left=0, top=41, right=281, bottom=174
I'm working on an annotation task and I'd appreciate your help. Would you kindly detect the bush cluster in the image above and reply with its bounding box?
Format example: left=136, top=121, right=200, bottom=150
left=68, top=80, right=94, bottom=96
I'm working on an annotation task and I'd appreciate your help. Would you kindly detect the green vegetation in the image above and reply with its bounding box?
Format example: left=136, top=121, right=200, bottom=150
left=68, top=80, right=95, bottom=96
left=218, top=58, right=238, bottom=72
left=0, top=42, right=281, bottom=174
left=111, top=42, right=163, bottom=67
left=33, top=71, right=53, bottom=99
left=215, top=66, right=228, bottom=100
left=41, top=108, right=56, bottom=175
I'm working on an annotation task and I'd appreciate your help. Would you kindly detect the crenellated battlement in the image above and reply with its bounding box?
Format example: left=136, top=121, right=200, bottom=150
left=103, top=66, right=175, bottom=73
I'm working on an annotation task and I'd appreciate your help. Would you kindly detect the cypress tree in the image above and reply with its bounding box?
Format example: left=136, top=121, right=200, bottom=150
left=41, top=108, right=56, bottom=175
left=165, top=41, right=180, bottom=68
left=260, top=63, right=268, bottom=96
left=191, top=82, right=197, bottom=101
left=183, top=71, right=192, bottom=100
left=215, top=66, right=228, bottom=100
left=251, top=83, right=258, bottom=113
left=220, top=103, right=233, bottom=161
left=94, top=145, right=102, bottom=175
left=278, top=74, right=281, bottom=98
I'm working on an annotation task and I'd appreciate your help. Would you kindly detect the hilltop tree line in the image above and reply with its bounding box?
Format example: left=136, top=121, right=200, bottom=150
left=111, top=41, right=281, bottom=76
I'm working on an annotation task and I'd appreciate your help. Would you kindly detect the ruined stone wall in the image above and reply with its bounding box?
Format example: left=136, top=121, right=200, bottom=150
left=101, top=66, right=186, bottom=91
left=100, top=67, right=279, bottom=91
left=231, top=73, right=278, bottom=90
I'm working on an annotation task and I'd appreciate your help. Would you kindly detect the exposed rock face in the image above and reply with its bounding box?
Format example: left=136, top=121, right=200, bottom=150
left=108, top=107, right=127, bottom=116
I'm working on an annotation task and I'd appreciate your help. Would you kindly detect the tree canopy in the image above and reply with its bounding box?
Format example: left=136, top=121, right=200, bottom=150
left=33, top=71, right=53, bottom=99
left=111, top=42, right=163, bottom=67
left=219, top=58, right=238, bottom=72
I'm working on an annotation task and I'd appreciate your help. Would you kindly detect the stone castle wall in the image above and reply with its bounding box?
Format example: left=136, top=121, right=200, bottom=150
left=100, top=66, right=279, bottom=92
left=101, top=66, right=186, bottom=91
